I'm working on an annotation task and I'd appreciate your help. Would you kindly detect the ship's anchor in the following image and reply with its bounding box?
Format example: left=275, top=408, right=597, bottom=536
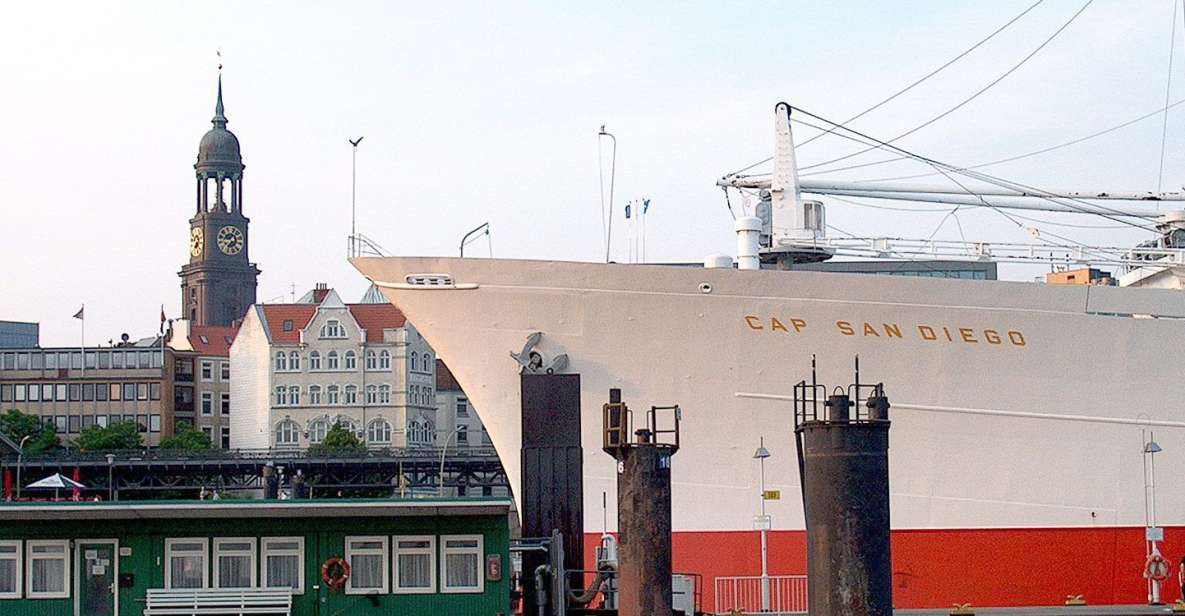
left=510, top=331, right=569, bottom=374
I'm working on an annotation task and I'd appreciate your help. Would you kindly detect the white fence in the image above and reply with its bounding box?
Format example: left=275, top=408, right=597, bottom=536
left=714, top=575, right=808, bottom=614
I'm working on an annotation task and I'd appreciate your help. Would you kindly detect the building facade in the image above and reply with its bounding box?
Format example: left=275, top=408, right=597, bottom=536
left=167, top=320, right=236, bottom=448
left=0, top=322, right=38, bottom=350
left=230, top=287, right=438, bottom=450
left=178, top=75, right=260, bottom=327
left=0, top=346, right=175, bottom=446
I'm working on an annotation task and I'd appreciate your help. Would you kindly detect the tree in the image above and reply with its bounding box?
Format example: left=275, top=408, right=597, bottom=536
left=0, top=409, right=60, bottom=455
left=76, top=420, right=142, bottom=451
left=308, top=423, right=366, bottom=456
left=159, top=422, right=213, bottom=450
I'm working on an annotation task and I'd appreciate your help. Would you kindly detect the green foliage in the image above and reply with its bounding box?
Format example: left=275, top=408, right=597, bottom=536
left=308, top=423, right=366, bottom=456
left=0, top=409, right=60, bottom=454
left=159, top=422, right=213, bottom=450
left=76, top=420, right=142, bottom=451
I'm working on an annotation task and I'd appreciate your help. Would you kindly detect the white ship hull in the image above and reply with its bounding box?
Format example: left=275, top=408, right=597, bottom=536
left=353, top=256, right=1185, bottom=607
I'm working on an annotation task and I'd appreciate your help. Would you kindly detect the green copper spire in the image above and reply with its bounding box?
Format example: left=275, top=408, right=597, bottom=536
left=212, top=73, right=227, bottom=129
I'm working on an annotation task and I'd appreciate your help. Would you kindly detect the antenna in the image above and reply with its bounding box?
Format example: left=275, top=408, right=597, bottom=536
left=348, top=136, right=364, bottom=257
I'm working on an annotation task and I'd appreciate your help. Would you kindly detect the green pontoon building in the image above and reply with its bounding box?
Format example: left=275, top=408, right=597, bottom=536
left=0, top=498, right=512, bottom=616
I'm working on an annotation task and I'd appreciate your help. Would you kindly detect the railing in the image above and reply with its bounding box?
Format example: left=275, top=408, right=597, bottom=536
left=714, top=575, right=808, bottom=614
left=8, top=445, right=501, bottom=464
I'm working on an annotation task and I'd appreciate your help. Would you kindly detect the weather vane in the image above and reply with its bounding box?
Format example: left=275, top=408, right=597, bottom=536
left=217, top=48, right=223, bottom=72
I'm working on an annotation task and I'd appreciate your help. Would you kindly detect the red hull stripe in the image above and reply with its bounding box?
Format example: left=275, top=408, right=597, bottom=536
left=584, top=526, right=1185, bottom=609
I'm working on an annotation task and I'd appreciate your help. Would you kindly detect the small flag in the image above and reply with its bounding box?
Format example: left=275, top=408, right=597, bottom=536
left=72, top=306, right=84, bottom=320
left=643, top=198, right=650, bottom=214
left=624, top=202, right=631, bottom=219
left=160, top=305, right=166, bottom=334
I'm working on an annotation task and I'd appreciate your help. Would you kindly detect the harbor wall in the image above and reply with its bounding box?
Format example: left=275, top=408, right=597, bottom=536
left=586, top=525, right=1185, bottom=609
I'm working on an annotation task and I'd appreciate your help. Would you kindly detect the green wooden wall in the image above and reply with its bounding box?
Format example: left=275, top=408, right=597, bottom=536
left=0, top=503, right=511, bottom=616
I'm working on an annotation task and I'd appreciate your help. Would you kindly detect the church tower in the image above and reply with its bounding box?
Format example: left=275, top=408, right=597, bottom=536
left=178, top=74, right=261, bottom=327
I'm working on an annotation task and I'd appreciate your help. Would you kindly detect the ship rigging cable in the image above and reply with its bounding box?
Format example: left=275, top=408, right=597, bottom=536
left=725, top=0, right=1048, bottom=177
left=827, top=195, right=1129, bottom=229
left=1157, top=0, right=1183, bottom=192
left=786, top=109, right=1160, bottom=233
left=797, top=97, right=1185, bottom=183
left=798, top=0, right=1094, bottom=175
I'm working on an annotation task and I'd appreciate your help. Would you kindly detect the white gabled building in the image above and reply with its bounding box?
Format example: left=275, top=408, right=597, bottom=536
left=229, top=285, right=438, bottom=450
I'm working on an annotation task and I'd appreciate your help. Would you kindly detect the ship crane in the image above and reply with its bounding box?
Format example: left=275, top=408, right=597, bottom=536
left=718, top=103, right=1185, bottom=274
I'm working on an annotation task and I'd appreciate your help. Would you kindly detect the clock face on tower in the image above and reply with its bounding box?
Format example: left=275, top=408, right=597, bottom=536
left=217, top=225, right=244, bottom=255
left=189, top=227, right=204, bottom=257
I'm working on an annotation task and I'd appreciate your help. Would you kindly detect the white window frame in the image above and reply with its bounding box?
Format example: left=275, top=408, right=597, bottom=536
left=309, top=385, right=322, bottom=405
left=344, top=351, right=357, bottom=370
left=276, top=420, right=300, bottom=447
left=367, top=418, right=391, bottom=444
left=261, top=537, right=305, bottom=594
left=308, top=351, right=321, bottom=371
left=327, top=351, right=339, bottom=371
left=320, top=320, right=345, bottom=339
left=201, top=391, right=213, bottom=416
left=344, top=536, right=389, bottom=595
left=213, top=537, right=257, bottom=589
left=378, top=350, right=390, bottom=370
left=326, top=385, right=340, bottom=405
left=200, top=360, right=214, bottom=382
left=0, top=540, right=21, bottom=599
left=220, top=362, right=230, bottom=381
left=392, top=535, right=435, bottom=594
left=440, top=534, right=484, bottom=594
left=165, top=538, right=209, bottom=589
left=26, top=539, right=69, bottom=599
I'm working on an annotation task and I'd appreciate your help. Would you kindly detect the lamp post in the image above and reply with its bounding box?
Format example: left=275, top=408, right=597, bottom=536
left=438, top=428, right=459, bottom=496
left=15, top=435, right=32, bottom=500
left=754, top=437, right=772, bottom=612
left=106, top=454, right=116, bottom=502
left=1142, top=431, right=1164, bottom=605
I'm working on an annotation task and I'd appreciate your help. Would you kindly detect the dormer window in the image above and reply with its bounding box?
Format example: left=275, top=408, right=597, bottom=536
left=320, top=320, right=345, bottom=339
left=282, top=320, right=294, bottom=332
left=199, top=335, right=209, bottom=344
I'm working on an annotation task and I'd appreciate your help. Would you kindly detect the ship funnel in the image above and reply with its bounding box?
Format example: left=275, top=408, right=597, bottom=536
left=735, top=217, right=762, bottom=270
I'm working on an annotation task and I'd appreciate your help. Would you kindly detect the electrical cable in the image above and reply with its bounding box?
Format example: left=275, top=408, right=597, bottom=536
left=800, top=0, right=1094, bottom=174
left=724, top=0, right=1047, bottom=177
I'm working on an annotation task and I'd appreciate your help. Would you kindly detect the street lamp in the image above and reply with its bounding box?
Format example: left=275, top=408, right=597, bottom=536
left=438, top=428, right=460, bottom=497
left=15, top=435, right=32, bottom=500
left=1142, top=432, right=1164, bottom=604
left=106, top=454, right=116, bottom=502
left=754, top=437, right=772, bottom=612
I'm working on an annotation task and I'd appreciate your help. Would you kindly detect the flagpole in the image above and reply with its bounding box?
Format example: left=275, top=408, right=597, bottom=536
left=80, top=304, right=85, bottom=376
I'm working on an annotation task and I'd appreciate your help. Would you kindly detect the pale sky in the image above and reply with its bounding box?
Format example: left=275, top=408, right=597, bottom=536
left=0, top=1, right=1180, bottom=346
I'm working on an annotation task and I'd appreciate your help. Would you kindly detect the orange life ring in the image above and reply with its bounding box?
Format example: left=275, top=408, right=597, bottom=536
left=321, top=557, right=351, bottom=592
left=1145, top=554, right=1170, bottom=582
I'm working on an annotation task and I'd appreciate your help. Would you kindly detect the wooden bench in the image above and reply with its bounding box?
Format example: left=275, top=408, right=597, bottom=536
left=143, top=588, right=292, bottom=616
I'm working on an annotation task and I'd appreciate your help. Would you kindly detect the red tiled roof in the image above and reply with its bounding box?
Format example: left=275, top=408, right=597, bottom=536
left=259, top=303, right=407, bottom=344
left=347, top=304, right=407, bottom=342
left=436, top=359, right=461, bottom=391
left=260, top=305, right=317, bottom=344
left=189, top=325, right=238, bottom=356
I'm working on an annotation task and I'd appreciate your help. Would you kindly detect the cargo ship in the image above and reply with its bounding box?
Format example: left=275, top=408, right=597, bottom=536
left=351, top=104, right=1185, bottom=609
